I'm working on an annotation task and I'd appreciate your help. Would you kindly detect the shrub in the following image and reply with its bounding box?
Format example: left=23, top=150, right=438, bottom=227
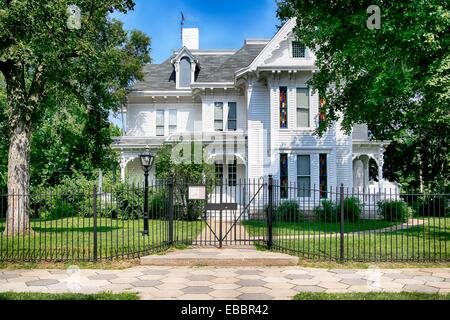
left=338, top=197, right=362, bottom=222
left=173, top=199, right=204, bottom=221
left=313, top=200, right=337, bottom=222
left=314, top=197, right=361, bottom=222
left=148, top=192, right=168, bottom=219
left=412, top=195, right=449, bottom=217
left=114, top=186, right=168, bottom=220
left=273, top=200, right=303, bottom=222
left=378, top=200, right=413, bottom=222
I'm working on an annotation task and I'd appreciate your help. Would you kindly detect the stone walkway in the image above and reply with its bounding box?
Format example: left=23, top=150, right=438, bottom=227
left=195, top=219, right=249, bottom=244
left=1, top=266, right=449, bottom=300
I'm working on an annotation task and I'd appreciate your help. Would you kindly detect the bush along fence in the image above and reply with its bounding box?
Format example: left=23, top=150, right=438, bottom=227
left=263, top=177, right=449, bottom=262
left=0, top=180, right=205, bottom=262
left=0, top=177, right=449, bottom=262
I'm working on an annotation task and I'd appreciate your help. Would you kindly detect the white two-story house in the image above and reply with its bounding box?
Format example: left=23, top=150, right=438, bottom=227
left=112, top=18, right=392, bottom=204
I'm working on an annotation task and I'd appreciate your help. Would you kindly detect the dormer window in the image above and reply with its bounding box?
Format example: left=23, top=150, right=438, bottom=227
left=292, top=41, right=306, bottom=58
left=171, top=47, right=199, bottom=90
left=179, top=57, right=192, bottom=88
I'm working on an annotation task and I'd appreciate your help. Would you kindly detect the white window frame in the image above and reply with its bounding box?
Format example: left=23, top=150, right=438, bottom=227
left=227, top=159, right=237, bottom=187
left=297, top=155, right=311, bottom=198
left=290, top=39, right=308, bottom=59
left=168, top=109, right=177, bottom=134
left=214, top=102, right=224, bottom=131
left=155, top=109, right=165, bottom=136
left=296, top=87, right=310, bottom=128
left=227, top=102, right=237, bottom=131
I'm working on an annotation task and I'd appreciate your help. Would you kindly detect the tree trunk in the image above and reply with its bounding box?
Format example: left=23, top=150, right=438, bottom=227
left=2, top=60, right=42, bottom=236
left=6, top=118, right=32, bottom=235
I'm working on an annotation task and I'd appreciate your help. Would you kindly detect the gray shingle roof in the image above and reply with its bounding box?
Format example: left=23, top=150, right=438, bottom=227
left=201, top=44, right=266, bottom=82
left=132, top=43, right=266, bottom=91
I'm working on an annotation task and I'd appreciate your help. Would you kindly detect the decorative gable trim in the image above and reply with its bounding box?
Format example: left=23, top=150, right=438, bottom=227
left=235, top=18, right=297, bottom=78
left=170, top=46, right=200, bottom=90
left=170, top=46, right=199, bottom=64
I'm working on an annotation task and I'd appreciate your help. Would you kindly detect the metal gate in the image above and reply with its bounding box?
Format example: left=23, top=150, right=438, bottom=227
left=180, top=179, right=268, bottom=247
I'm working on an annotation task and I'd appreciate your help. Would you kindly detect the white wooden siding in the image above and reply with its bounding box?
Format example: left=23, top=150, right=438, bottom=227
left=127, top=103, right=201, bottom=136
left=263, top=36, right=317, bottom=68
left=247, top=82, right=270, bottom=180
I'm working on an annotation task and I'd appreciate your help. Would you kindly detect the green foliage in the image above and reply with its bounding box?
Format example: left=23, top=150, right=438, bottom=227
left=0, top=292, right=140, bottom=300
left=0, top=74, right=7, bottom=190
left=313, top=198, right=361, bottom=222
left=154, top=144, right=214, bottom=221
left=273, top=200, right=303, bottom=222
left=313, top=199, right=337, bottom=222
left=174, top=201, right=204, bottom=221
left=29, top=92, right=123, bottom=187
left=0, top=0, right=151, bottom=194
left=277, top=1, right=450, bottom=190
left=103, top=184, right=143, bottom=220
left=412, top=195, right=450, bottom=217
left=30, top=175, right=171, bottom=221
left=378, top=200, right=413, bottom=222
left=338, top=197, right=362, bottom=222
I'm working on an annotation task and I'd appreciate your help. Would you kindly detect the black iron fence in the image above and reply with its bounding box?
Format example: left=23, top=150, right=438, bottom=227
left=266, top=177, right=449, bottom=262
left=0, top=177, right=449, bottom=262
left=0, top=182, right=172, bottom=262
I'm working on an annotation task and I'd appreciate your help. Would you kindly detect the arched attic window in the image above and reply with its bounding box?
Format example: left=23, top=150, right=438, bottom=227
left=179, top=56, right=192, bottom=88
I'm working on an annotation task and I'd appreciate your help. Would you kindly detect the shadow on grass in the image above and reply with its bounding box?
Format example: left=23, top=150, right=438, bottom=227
left=391, top=225, right=450, bottom=241
left=30, top=226, right=122, bottom=233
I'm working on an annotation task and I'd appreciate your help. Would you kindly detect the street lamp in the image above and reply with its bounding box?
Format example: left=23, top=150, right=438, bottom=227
left=139, top=147, right=155, bottom=236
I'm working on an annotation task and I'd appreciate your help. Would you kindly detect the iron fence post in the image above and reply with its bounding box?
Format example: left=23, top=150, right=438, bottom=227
left=339, top=184, right=345, bottom=262
left=93, top=186, right=98, bottom=262
left=143, top=170, right=149, bottom=236
left=168, top=177, right=174, bottom=245
left=268, top=175, right=274, bottom=249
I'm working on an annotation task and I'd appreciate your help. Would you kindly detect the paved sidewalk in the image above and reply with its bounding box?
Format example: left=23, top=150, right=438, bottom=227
left=1, top=266, right=449, bottom=300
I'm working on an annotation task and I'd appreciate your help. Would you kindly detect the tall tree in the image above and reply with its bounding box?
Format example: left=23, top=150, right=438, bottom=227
left=277, top=1, right=450, bottom=190
left=0, top=0, right=150, bottom=234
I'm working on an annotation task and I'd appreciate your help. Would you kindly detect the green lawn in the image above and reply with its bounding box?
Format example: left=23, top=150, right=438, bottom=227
left=242, top=219, right=399, bottom=237
left=294, top=292, right=450, bottom=300
left=0, top=292, right=139, bottom=300
left=272, top=217, right=450, bottom=261
left=0, top=217, right=204, bottom=261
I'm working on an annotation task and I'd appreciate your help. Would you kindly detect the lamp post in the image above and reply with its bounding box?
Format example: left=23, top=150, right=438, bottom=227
left=139, top=148, right=155, bottom=236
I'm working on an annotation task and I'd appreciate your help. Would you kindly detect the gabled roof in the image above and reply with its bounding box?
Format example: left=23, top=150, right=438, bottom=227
left=170, top=46, right=199, bottom=64
left=131, top=19, right=302, bottom=93
left=132, top=43, right=266, bottom=92
left=235, top=18, right=297, bottom=77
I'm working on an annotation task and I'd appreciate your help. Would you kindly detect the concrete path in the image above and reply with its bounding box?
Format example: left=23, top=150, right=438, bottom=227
left=1, top=266, right=449, bottom=300
left=195, top=219, right=250, bottom=245
left=140, top=248, right=299, bottom=266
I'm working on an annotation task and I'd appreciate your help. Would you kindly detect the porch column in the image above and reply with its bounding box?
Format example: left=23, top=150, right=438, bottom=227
left=120, top=153, right=127, bottom=183
left=362, top=156, right=370, bottom=193
left=377, top=147, right=385, bottom=191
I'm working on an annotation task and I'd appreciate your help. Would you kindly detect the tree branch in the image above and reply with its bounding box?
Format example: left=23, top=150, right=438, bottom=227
left=26, top=64, right=46, bottom=104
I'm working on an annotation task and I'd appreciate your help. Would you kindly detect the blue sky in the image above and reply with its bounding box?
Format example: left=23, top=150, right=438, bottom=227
left=113, top=0, right=280, bottom=63
left=110, top=0, right=280, bottom=128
